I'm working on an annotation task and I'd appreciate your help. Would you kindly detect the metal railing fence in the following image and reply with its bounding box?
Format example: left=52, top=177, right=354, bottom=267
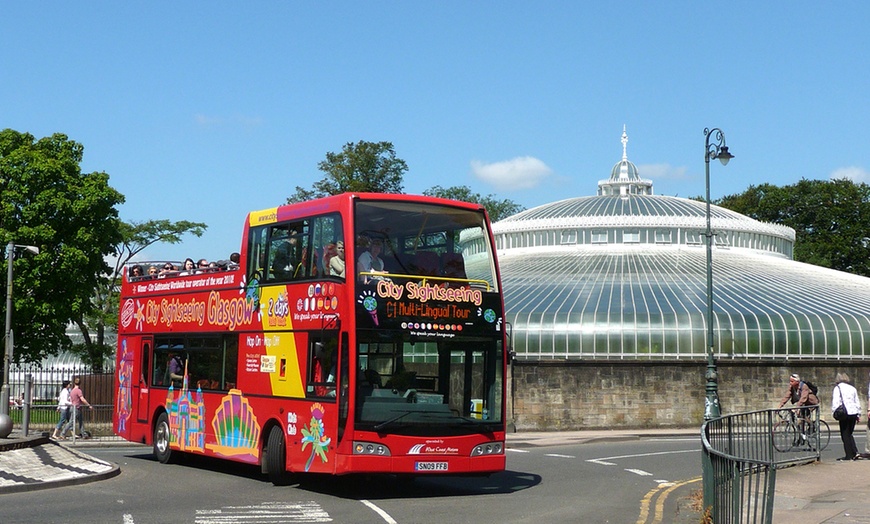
left=702, top=406, right=822, bottom=523
left=2, top=362, right=120, bottom=440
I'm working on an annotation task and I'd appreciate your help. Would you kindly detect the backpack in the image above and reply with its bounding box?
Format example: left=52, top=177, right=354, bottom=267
left=792, top=380, right=819, bottom=404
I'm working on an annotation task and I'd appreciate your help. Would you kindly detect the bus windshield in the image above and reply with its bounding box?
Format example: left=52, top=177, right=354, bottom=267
left=355, top=336, right=504, bottom=435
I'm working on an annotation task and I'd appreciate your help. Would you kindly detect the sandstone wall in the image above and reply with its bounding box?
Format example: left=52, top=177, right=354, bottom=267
left=508, top=360, right=870, bottom=430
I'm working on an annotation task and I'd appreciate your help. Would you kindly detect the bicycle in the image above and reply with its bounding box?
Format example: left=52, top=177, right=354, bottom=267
left=772, top=408, right=830, bottom=452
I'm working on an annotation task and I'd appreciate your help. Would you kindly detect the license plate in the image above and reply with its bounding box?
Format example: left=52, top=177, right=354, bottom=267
left=415, top=461, right=448, bottom=471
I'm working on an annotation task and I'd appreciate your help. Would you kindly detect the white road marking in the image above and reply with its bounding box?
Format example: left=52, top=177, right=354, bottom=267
left=508, top=448, right=530, bottom=453
left=123, top=514, right=135, bottom=524
left=626, top=468, right=653, bottom=476
left=588, top=459, right=617, bottom=466
left=361, top=499, right=398, bottom=524
left=544, top=453, right=576, bottom=458
left=587, top=448, right=696, bottom=463
left=194, top=501, right=331, bottom=523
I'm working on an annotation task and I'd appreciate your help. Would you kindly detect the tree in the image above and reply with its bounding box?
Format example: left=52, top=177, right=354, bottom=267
left=716, top=178, right=870, bottom=276
left=72, top=219, right=207, bottom=371
left=1, top=129, right=124, bottom=363
left=287, top=141, right=407, bottom=203
left=423, top=185, right=525, bottom=222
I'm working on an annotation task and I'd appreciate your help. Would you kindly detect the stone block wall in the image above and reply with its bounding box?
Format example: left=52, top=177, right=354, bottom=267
left=509, top=360, right=870, bottom=430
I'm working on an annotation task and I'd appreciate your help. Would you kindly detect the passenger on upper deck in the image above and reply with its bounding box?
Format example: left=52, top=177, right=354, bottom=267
left=159, top=263, right=178, bottom=278
left=129, top=265, right=144, bottom=280
left=179, top=258, right=197, bottom=276
left=357, top=237, right=388, bottom=283
left=147, top=266, right=159, bottom=278
left=229, top=252, right=240, bottom=269
left=327, top=241, right=346, bottom=278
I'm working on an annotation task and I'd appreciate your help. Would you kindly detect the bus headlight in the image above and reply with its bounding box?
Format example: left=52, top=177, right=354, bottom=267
left=353, top=441, right=391, bottom=456
left=470, top=442, right=503, bottom=456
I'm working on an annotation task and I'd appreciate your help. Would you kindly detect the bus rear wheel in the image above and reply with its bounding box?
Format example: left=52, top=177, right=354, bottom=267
left=154, top=413, right=176, bottom=464
left=266, top=425, right=293, bottom=486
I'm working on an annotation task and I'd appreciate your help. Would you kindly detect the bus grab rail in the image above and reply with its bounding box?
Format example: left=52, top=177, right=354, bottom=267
left=358, top=271, right=492, bottom=291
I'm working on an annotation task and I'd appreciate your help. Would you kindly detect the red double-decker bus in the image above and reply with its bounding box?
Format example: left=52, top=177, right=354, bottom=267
left=114, top=193, right=507, bottom=483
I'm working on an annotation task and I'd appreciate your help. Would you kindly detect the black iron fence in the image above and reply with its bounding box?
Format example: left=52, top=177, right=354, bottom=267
left=702, top=406, right=824, bottom=523
left=3, top=363, right=120, bottom=440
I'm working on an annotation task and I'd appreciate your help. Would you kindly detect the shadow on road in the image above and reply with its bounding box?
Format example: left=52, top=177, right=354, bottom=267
left=297, top=469, right=542, bottom=500
left=124, top=451, right=540, bottom=498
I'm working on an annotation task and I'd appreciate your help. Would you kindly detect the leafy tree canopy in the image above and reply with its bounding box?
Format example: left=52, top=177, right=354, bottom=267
left=423, top=185, right=525, bottom=222
left=1, top=129, right=124, bottom=363
left=716, top=178, right=870, bottom=276
left=287, top=141, right=407, bottom=203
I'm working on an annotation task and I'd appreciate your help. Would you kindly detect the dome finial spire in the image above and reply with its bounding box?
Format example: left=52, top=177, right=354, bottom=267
left=621, top=125, right=628, bottom=161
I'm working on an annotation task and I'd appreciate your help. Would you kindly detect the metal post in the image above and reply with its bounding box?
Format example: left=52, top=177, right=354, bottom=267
left=703, top=128, right=733, bottom=421
left=2, top=241, right=13, bottom=416
left=1, top=242, right=38, bottom=417
left=23, top=373, right=31, bottom=436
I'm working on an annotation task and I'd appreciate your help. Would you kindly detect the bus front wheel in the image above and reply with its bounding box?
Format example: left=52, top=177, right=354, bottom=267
left=266, top=425, right=292, bottom=486
left=154, top=413, right=175, bottom=464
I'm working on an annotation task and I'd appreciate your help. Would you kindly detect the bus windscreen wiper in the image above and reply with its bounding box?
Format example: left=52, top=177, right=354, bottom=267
left=374, top=411, right=413, bottom=431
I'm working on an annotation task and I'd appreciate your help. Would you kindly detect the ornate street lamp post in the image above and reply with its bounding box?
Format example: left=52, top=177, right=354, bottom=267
left=703, top=128, right=733, bottom=420
left=2, top=241, right=40, bottom=417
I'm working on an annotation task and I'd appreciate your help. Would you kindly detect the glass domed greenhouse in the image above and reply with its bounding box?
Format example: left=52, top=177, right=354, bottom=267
left=488, top=129, right=870, bottom=361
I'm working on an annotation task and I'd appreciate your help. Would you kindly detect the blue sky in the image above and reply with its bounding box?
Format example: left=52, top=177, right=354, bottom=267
left=3, top=3, right=868, bottom=263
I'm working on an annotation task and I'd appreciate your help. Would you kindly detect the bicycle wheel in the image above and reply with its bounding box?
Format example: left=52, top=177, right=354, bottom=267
left=772, top=420, right=796, bottom=452
left=814, top=419, right=831, bottom=451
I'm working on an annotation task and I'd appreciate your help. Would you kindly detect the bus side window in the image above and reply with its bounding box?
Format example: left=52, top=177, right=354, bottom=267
left=307, top=338, right=337, bottom=399
left=141, top=341, right=151, bottom=385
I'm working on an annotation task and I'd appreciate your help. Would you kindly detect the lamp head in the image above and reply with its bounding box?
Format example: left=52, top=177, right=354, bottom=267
left=716, top=146, right=734, bottom=166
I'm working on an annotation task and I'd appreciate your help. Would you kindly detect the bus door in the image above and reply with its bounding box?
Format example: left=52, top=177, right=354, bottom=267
left=137, top=337, right=153, bottom=423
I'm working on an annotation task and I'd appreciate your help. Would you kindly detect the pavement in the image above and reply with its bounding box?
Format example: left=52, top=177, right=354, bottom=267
left=0, top=430, right=121, bottom=494
left=2, top=427, right=869, bottom=523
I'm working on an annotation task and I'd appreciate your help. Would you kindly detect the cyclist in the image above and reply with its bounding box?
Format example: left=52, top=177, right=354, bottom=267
left=778, top=373, right=820, bottom=440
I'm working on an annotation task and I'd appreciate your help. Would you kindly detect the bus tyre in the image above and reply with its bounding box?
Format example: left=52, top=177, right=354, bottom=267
left=154, top=413, right=175, bottom=464
left=266, top=425, right=292, bottom=486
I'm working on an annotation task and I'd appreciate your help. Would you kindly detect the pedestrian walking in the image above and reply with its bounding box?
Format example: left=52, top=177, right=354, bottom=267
left=832, top=372, right=861, bottom=461
left=61, top=378, right=93, bottom=438
left=51, top=380, right=72, bottom=440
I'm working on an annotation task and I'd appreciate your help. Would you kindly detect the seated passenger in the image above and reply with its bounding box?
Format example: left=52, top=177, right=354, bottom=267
left=271, top=239, right=297, bottom=280
left=358, top=238, right=388, bottom=283
left=129, top=265, right=144, bottom=280
left=328, top=241, right=346, bottom=278
left=167, top=352, right=186, bottom=386
left=159, top=263, right=178, bottom=278
left=179, top=258, right=197, bottom=276
left=196, top=258, right=209, bottom=273
left=147, top=265, right=159, bottom=278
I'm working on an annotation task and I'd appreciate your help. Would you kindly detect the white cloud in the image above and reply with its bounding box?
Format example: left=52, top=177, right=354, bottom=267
left=830, top=166, right=870, bottom=184
left=194, top=114, right=224, bottom=127
left=637, top=163, right=689, bottom=181
left=471, top=156, right=552, bottom=191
